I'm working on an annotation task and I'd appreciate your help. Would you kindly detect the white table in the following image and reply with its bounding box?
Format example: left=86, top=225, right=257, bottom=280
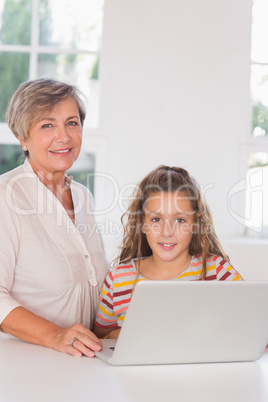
left=1, top=333, right=268, bottom=402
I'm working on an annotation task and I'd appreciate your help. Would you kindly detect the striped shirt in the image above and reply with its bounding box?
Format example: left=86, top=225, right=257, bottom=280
left=95, top=254, right=243, bottom=329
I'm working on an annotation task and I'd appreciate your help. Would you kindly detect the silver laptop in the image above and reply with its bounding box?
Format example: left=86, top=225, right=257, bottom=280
left=95, top=280, right=268, bottom=366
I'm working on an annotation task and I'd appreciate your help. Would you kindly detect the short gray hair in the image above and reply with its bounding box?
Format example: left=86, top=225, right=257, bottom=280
left=6, top=78, right=86, bottom=144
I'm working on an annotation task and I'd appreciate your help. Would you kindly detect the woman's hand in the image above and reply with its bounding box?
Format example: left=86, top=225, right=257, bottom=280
left=1, top=307, right=102, bottom=358
left=50, top=323, right=103, bottom=357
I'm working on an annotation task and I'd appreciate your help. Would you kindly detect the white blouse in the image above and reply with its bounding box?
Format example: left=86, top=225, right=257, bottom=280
left=0, top=159, right=109, bottom=330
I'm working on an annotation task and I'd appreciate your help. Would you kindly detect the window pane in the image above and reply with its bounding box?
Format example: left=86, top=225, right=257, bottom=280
left=0, top=144, right=24, bottom=174
left=0, top=0, right=32, bottom=45
left=39, top=0, right=104, bottom=51
left=251, top=64, right=268, bottom=137
left=69, top=152, right=95, bottom=195
left=37, top=53, right=100, bottom=128
left=251, top=0, right=268, bottom=63
left=0, top=52, right=30, bottom=122
left=0, top=143, right=96, bottom=194
left=246, top=153, right=268, bottom=235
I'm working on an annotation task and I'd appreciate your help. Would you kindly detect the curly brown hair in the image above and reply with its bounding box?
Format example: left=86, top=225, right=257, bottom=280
left=118, top=165, right=228, bottom=280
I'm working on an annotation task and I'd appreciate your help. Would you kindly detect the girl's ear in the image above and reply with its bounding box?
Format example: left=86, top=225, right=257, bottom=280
left=192, top=222, right=198, bottom=234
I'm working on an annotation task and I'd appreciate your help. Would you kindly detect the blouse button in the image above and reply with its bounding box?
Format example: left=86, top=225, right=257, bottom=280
left=85, top=254, right=89, bottom=258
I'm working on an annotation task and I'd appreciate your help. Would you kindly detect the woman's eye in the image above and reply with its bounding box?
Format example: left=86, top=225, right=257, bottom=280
left=41, top=123, right=52, bottom=128
left=152, top=217, right=161, bottom=222
left=68, top=121, right=78, bottom=126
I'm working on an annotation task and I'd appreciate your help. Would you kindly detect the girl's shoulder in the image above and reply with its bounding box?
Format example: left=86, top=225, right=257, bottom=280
left=112, top=260, right=137, bottom=275
left=191, top=254, right=242, bottom=281
left=191, top=254, right=229, bottom=266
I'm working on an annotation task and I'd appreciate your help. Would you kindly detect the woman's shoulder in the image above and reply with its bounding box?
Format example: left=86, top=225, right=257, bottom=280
left=69, top=179, right=94, bottom=207
left=0, top=162, right=27, bottom=185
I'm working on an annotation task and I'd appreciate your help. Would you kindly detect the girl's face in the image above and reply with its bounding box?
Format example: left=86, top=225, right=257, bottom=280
left=142, top=191, right=195, bottom=264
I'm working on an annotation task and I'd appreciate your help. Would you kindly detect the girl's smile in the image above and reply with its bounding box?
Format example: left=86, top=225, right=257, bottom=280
left=158, top=242, right=177, bottom=250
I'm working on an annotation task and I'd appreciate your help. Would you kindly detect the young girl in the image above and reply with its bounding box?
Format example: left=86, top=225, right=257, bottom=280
left=93, top=165, right=242, bottom=339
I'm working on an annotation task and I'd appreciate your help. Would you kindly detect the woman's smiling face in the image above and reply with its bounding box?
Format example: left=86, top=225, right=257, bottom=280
left=142, top=191, right=195, bottom=264
left=18, top=97, right=83, bottom=179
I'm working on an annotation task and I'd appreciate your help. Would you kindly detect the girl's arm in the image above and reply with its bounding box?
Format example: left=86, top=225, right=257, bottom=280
left=94, top=268, right=120, bottom=338
left=1, top=306, right=102, bottom=357
left=93, top=325, right=121, bottom=339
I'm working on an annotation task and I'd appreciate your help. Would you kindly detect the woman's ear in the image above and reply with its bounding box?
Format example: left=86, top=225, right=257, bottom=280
left=16, top=135, right=28, bottom=151
left=16, top=135, right=24, bottom=147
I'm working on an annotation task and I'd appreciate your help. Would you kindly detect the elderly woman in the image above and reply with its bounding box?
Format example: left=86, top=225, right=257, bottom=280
left=0, top=79, right=109, bottom=357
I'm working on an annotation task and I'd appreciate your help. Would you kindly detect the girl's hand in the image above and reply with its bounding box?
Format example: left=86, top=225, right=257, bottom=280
left=50, top=323, right=103, bottom=357
left=103, top=328, right=121, bottom=339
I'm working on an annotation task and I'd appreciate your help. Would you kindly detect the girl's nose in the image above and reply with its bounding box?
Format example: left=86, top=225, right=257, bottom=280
left=162, top=219, right=173, bottom=236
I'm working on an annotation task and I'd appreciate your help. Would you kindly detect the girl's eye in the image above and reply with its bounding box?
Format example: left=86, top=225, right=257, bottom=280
left=176, top=218, right=185, bottom=223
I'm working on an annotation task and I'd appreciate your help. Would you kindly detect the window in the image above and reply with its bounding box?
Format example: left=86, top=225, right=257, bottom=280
left=0, top=0, right=103, bottom=128
left=245, top=152, right=268, bottom=235
left=242, top=0, right=268, bottom=236
left=251, top=0, right=268, bottom=137
left=0, top=0, right=105, bottom=194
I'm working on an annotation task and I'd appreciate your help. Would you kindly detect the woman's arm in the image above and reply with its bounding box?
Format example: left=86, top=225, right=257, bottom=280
left=1, top=306, right=102, bottom=357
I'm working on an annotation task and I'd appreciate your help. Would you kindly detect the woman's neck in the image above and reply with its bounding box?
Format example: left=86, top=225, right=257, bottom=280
left=27, top=158, right=74, bottom=222
left=28, top=159, right=67, bottom=194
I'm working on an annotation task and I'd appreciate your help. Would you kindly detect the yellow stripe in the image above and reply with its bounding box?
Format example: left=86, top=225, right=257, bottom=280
left=177, top=264, right=216, bottom=279
left=178, top=269, right=202, bottom=279
left=232, top=275, right=241, bottom=281
left=207, top=265, right=216, bottom=272
left=118, top=316, right=125, bottom=321
left=98, top=303, right=115, bottom=317
left=114, top=280, right=136, bottom=288
left=101, top=288, right=108, bottom=296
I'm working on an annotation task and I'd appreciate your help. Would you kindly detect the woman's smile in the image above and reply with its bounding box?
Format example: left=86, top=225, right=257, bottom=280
left=49, top=147, right=73, bottom=155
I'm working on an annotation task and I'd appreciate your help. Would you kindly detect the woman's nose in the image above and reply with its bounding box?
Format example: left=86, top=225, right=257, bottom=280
left=55, top=125, right=69, bottom=142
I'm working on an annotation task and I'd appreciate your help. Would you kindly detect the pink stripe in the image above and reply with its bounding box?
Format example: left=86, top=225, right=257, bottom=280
left=114, top=271, right=137, bottom=279
left=216, top=265, right=224, bottom=276
left=115, top=306, right=128, bottom=315
left=99, top=292, right=112, bottom=302
left=116, top=264, right=133, bottom=270
left=108, top=271, right=114, bottom=281
left=190, top=261, right=203, bottom=267
left=114, top=298, right=131, bottom=307
left=96, top=313, right=116, bottom=323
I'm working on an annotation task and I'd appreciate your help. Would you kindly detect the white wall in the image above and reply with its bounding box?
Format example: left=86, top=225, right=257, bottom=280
left=90, top=0, right=264, bottom=275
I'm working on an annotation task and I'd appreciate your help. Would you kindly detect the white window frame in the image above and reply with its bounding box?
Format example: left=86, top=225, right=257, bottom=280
left=0, top=0, right=100, bottom=80
left=0, top=0, right=107, bottom=211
